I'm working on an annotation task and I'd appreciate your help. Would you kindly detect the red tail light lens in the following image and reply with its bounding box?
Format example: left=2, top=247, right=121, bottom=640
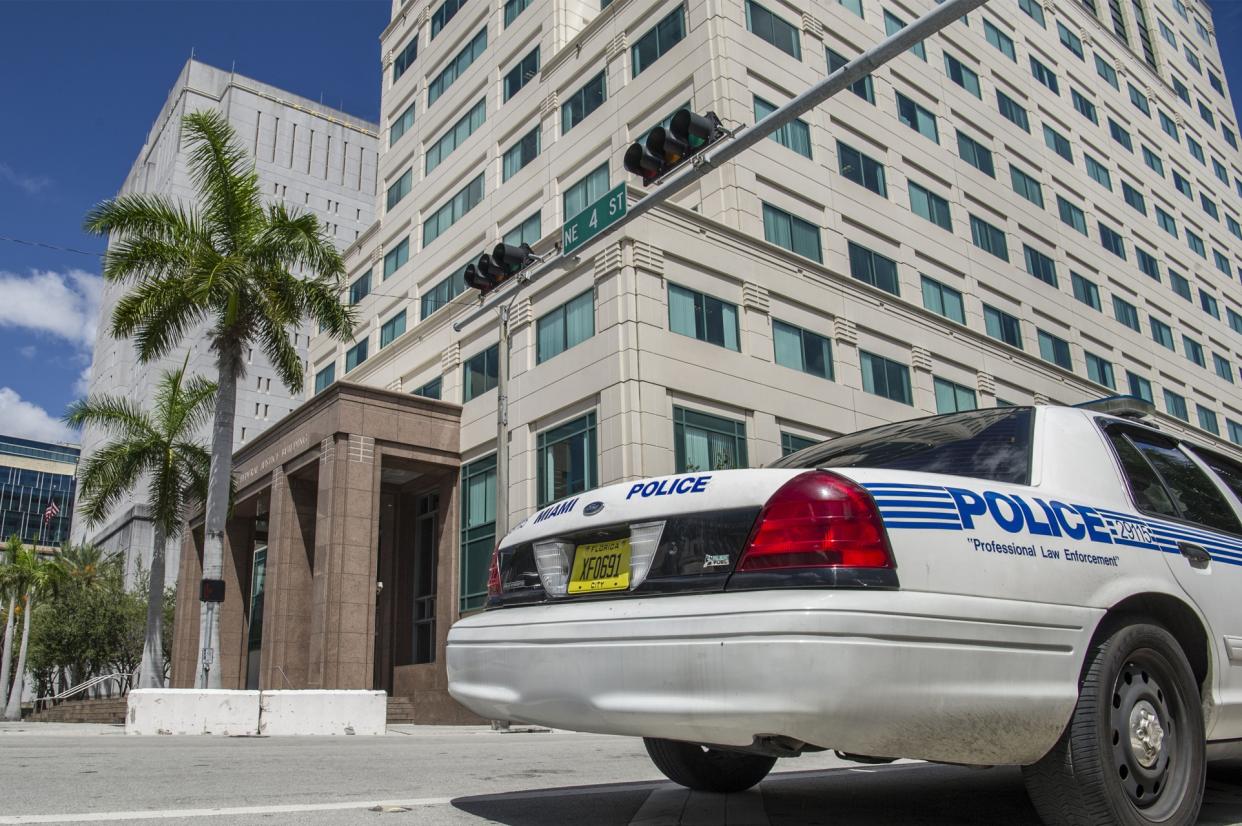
left=486, top=546, right=502, bottom=599
left=738, top=471, right=893, bottom=571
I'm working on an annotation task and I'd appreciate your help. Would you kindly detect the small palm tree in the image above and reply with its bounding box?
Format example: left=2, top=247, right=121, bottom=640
left=3, top=542, right=65, bottom=720
left=66, top=362, right=215, bottom=689
left=0, top=536, right=20, bottom=708
left=84, top=110, right=355, bottom=687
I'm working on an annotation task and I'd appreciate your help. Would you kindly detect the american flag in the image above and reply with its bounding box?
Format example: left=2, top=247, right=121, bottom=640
left=43, top=499, right=60, bottom=529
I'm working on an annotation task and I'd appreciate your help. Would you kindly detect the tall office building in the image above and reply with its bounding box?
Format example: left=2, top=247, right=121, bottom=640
left=76, top=59, right=379, bottom=579
left=0, top=435, right=78, bottom=551
left=169, top=0, right=1242, bottom=714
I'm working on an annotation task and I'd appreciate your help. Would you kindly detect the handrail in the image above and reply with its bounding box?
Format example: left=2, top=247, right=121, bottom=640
left=36, top=671, right=135, bottom=703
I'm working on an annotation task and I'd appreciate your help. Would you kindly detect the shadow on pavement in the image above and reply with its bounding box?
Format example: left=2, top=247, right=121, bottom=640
left=452, top=761, right=1242, bottom=825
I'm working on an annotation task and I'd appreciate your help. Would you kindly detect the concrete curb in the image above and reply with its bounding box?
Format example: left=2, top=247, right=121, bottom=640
left=126, top=689, right=386, bottom=735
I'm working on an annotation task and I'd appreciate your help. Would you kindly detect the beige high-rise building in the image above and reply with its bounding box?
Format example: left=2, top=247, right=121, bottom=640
left=170, top=0, right=1242, bottom=714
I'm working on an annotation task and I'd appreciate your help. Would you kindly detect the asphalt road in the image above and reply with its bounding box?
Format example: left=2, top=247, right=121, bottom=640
left=3, top=723, right=1242, bottom=825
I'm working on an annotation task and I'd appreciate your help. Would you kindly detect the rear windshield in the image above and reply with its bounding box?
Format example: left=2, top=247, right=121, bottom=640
left=770, top=407, right=1034, bottom=485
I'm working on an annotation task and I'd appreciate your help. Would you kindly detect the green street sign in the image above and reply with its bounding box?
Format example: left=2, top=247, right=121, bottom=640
left=562, top=183, right=627, bottom=255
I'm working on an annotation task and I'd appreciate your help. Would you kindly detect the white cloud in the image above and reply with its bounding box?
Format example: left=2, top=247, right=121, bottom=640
left=0, top=268, right=103, bottom=349
left=0, top=388, right=76, bottom=444
left=73, top=363, right=92, bottom=397
left=19, top=345, right=35, bottom=358
left=0, top=162, right=52, bottom=196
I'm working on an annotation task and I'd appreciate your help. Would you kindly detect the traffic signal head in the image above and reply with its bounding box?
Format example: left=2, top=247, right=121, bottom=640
left=622, top=109, right=724, bottom=186
left=463, top=243, right=537, bottom=296
left=491, top=242, right=536, bottom=276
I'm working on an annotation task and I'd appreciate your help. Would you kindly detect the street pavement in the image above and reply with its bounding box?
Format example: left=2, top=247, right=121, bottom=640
left=3, top=723, right=1242, bottom=825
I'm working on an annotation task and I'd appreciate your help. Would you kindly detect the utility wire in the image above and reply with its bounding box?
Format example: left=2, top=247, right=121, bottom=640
left=0, top=234, right=103, bottom=258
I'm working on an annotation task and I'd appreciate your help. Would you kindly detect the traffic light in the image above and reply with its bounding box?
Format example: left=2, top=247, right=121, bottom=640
left=624, top=108, right=725, bottom=186
left=463, top=242, right=537, bottom=296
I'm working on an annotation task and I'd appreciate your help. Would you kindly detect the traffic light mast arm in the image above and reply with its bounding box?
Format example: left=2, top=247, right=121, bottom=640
left=453, top=0, right=988, bottom=334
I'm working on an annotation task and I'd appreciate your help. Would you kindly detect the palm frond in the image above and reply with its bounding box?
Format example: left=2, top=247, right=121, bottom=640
left=256, top=309, right=304, bottom=393
left=110, top=277, right=206, bottom=362
left=99, top=236, right=195, bottom=287
left=255, top=202, right=345, bottom=280
left=76, top=439, right=158, bottom=528
left=83, top=193, right=202, bottom=244
left=64, top=394, right=155, bottom=440
left=183, top=111, right=262, bottom=248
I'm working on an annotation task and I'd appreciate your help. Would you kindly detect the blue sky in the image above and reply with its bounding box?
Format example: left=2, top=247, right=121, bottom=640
left=0, top=0, right=1239, bottom=444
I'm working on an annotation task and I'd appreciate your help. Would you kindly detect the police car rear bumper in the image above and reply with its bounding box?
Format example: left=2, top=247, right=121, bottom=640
left=446, top=590, right=1101, bottom=765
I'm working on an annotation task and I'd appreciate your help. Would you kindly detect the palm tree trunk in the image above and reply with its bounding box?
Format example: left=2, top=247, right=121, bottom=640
left=4, top=595, right=32, bottom=720
left=0, top=594, right=15, bottom=708
left=195, top=343, right=240, bottom=689
left=138, top=524, right=167, bottom=689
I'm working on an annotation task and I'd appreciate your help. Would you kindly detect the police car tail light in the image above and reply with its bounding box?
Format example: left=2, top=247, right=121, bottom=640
left=533, top=539, right=575, bottom=597
left=486, top=545, right=503, bottom=599
left=627, top=521, right=666, bottom=590
left=738, top=471, right=893, bottom=571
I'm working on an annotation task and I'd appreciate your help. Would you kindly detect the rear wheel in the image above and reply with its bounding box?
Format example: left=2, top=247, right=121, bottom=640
left=1022, top=620, right=1205, bottom=826
left=644, top=737, right=776, bottom=793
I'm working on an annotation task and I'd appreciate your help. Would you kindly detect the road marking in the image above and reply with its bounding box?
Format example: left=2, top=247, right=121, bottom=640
left=0, top=797, right=455, bottom=824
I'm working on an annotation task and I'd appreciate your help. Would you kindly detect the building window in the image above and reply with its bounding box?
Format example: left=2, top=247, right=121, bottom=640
left=421, top=267, right=467, bottom=319
left=412, top=377, right=442, bottom=399
left=908, top=181, right=952, bottom=230
left=996, top=91, right=1030, bottom=131
left=781, top=432, right=818, bottom=455
left=674, top=407, right=748, bottom=472
left=1201, top=194, right=1219, bottom=221
left=934, top=377, right=977, bottom=413
left=1143, top=146, right=1164, bottom=176
left=462, top=344, right=499, bottom=401
left=885, top=11, right=926, bottom=59
left=1098, top=223, right=1125, bottom=259
left=1085, top=352, right=1116, bottom=389
left=1010, top=165, right=1044, bottom=208
left=1038, top=330, right=1072, bottom=370
left=745, top=0, right=801, bottom=59
left=1158, top=17, right=1177, bottom=46
left=757, top=97, right=813, bottom=158
left=1113, top=296, right=1140, bottom=331
left=632, top=6, right=686, bottom=77
left=1058, top=196, right=1088, bottom=235
left=1164, top=389, right=1189, bottom=421
left=957, top=130, right=995, bottom=176
left=1183, top=335, right=1205, bottom=367
left=1213, top=353, right=1233, bottom=383
left=1185, top=229, right=1205, bottom=258
left=428, top=27, right=487, bottom=106
left=1029, top=57, right=1059, bottom=94
left=859, top=351, right=913, bottom=404
left=1133, top=247, right=1158, bottom=281
left=1108, top=118, right=1133, bottom=152
left=944, top=53, right=980, bottom=97
left=1095, top=54, right=1119, bottom=88
left=380, top=310, right=407, bottom=348
left=1128, top=83, right=1150, bottom=116
left=1018, top=0, right=1045, bottom=25
left=839, top=0, right=864, bottom=18
left=502, top=125, right=541, bottom=181
left=826, top=47, right=874, bottom=103
left=896, top=92, right=938, bottom=142
left=1197, top=406, right=1219, bottom=435
left=1024, top=245, right=1057, bottom=287
left=1043, top=125, right=1072, bottom=162
left=1071, top=272, right=1100, bottom=310
left=1213, top=159, right=1230, bottom=184
left=836, top=141, right=885, bottom=193
left=314, top=363, right=335, bottom=394
left=1201, top=290, right=1220, bottom=319
left=983, top=19, right=1016, bottom=61
left=386, top=168, right=412, bottom=210
left=393, top=35, right=418, bottom=83
left=563, top=162, right=609, bottom=219
left=503, top=211, right=542, bottom=246
left=537, top=413, right=598, bottom=507
left=1186, top=136, right=1204, bottom=164
left=423, top=174, right=484, bottom=247
left=1128, top=371, right=1153, bottom=403
left=896, top=264, right=949, bottom=319
left=1071, top=89, right=1098, bottom=124
left=1085, top=154, right=1112, bottom=190
left=1159, top=109, right=1179, bottom=140
left=562, top=71, right=606, bottom=134
left=1156, top=206, right=1178, bottom=237
left=1172, top=171, right=1192, bottom=200
left=430, top=0, right=466, bottom=38
left=1106, top=0, right=1128, bottom=42
left=425, top=99, right=486, bottom=174
left=984, top=304, right=1022, bottom=348
left=970, top=215, right=1009, bottom=261
left=1172, top=76, right=1190, bottom=104
left=1231, top=420, right=1242, bottom=446
left=389, top=102, right=416, bottom=146
left=1058, top=22, right=1084, bottom=58
left=1169, top=270, right=1192, bottom=301
left=504, top=0, right=532, bottom=26
left=669, top=283, right=739, bottom=350
left=762, top=203, right=822, bottom=263
left=536, top=291, right=594, bottom=363
left=1231, top=308, right=1242, bottom=335
left=503, top=47, right=540, bottom=102
left=847, top=241, right=899, bottom=295
left=1150, top=317, right=1174, bottom=350
left=1121, top=181, right=1146, bottom=215
left=345, top=339, right=368, bottom=372
left=459, top=454, right=496, bottom=612
left=349, top=270, right=372, bottom=305
left=383, top=238, right=410, bottom=279
left=773, top=320, right=833, bottom=380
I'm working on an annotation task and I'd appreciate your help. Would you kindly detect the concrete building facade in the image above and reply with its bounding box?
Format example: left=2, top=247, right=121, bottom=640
left=76, top=59, right=380, bottom=581
left=172, top=0, right=1242, bottom=718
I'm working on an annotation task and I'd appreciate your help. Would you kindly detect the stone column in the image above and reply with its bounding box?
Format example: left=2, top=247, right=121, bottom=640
left=170, top=527, right=203, bottom=688
left=259, top=467, right=315, bottom=689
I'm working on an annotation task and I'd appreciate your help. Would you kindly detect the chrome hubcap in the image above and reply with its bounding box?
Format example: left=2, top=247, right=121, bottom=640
left=1129, top=700, right=1165, bottom=769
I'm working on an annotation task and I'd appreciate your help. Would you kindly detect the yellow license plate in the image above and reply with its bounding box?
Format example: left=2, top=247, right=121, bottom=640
left=568, top=538, right=631, bottom=594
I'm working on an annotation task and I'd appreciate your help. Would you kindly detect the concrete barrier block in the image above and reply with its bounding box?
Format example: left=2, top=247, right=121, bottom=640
left=258, top=690, right=387, bottom=736
left=126, top=689, right=260, bottom=735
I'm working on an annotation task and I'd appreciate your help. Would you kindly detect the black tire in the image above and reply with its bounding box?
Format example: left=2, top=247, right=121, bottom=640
left=644, top=737, right=777, bottom=793
left=1022, top=619, right=1205, bottom=826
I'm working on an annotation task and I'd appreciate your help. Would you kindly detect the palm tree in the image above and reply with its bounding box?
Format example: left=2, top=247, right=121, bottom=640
left=66, top=362, right=215, bottom=689
left=3, top=543, right=65, bottom=720
left=84, top=110, right=354, bottom=688
left=0, top=535, right=20, bottom=708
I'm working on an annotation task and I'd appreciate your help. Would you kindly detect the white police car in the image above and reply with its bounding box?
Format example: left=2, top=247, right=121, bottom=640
left=447, top=401, right=1242, bottom=826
